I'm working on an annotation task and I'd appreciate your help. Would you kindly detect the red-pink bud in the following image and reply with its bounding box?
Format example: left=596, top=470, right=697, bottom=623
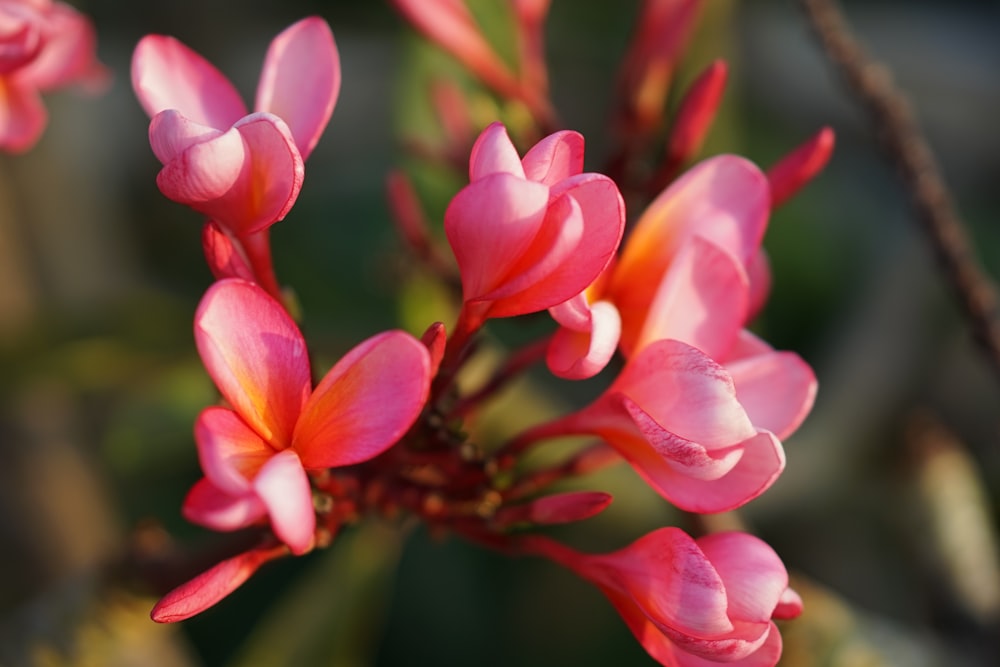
left=663, top=59, right=728, bottom=174
left=766, top=126, right=835, bottom=208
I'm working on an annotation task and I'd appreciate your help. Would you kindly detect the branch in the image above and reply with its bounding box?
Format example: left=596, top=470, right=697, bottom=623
left=799, top=0, right=1000, bottom=379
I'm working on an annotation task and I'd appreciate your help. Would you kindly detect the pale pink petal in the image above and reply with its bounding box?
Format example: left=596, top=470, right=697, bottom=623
left=468, top=121, right=526, bottom=180
left=653, top=430, right=785, bottom=513
left=194, top=407, right=273, bottom=494
left=255, top=16, right=339, bottom=161
left=726, top=350, right=817, bottom=440
left=445, top=172, right=549, bottom=301
left=0, top=76, right=45, bottom=152
left=696, top=532, right=789, bottom=623
left=726, top=329, right=773, bottom=361
left=195, top=279, right=311, bottom=448
left=131, top=34, right=246, bottom=127
left=629, top=235, right=748, bottom=359
left=547, top=299, right=621, bottom=379
left=611, top=155, right=769, bottom=319
left=148, top=109, right=224, bottom=163
left=294, top=330, right=431, bottom=468
left=521, top=129, right=584, bottom=185
left=157, top=113, right=304, bottom=236
left=202, top=221, right=256, bottom=282
left=151, top=544, right=285, bottom=623
left=182, top=477, right=266, bottom=531
left=549, top=292, right=592, bottom=331
left=16, top=3, right=107, bottom=91
left=252, top=449, right=314, bottom=555
left=611, top=339, right=756, bottom=446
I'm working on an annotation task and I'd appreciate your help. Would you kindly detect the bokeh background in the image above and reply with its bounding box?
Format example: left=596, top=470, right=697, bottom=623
left=1, top=0, right=999, bottom=665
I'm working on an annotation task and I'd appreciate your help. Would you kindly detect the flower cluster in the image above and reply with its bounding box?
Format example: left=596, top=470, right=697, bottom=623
left=130, top=6, right=832, bottom=666
left=0, top=0, right=106, bottom=152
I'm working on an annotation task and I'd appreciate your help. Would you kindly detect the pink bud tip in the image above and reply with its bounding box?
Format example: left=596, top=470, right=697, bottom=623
left=766, top=126, right=835, bottom=208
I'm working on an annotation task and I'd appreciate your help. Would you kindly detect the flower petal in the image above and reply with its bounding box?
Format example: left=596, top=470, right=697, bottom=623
left=628, top=235, right=748, bottom=359
left=726, top=348, right=817, bottom=440
left=294, top=330, right=431, bottom=468
left=445, top=172, right=549, bottom=302
left=201, top=221, right=256, bottom=282
left=252, top=449, right=314, bottom=554
left=610, top=155, right=768, bottom=322
left=182, top=477, right=266, bottom=531
left=151, top=544, right=285, bottom=623
left=469, top=121, right=526, bottom=180
left=0, top=76, right=46, bottom=152
left=521, top=129, right=584, bottom=185
left=195, top=279, right=311, bottom=448
left=131, top=34, right=246, bottom=127
left=255, top=16, right=340, bottom=161
left=547, top=299, right=621, bottom=379
left=194, top=406, right=273, bottom=494
left=16, top=2, right=107, bottom=91
left=148, top=108, right=225, bottom=164
left=695, top=532, right=789, bottom=625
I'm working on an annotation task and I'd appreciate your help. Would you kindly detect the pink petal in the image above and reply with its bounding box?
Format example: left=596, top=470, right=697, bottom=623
left=773, top=587, right=804, bottom=620
left=611, top=155, right=769, bottom=317
left=521, top=130, right=584, bottom=185
left=0, top=7, right=42, bottom=75
left=0, top=76, right=45, bottom=152
left=745, top=249, right=772, bottom=321
left=15, top=2, right=107, bottom=91
left=547, top=299, right=621, bottom=379
left=294, top=330, right=431, bottom=468
left=696, top=532, right=789, bottom=623
left=653, top=430, right=785, bottom=513
left=480, top=191, right=584, bottom=309
left=611, top=339, right=756, bottom=446
left=201, top=221, right=256, bottom=282
left=469, top=121, right=526, bottom=180
left=156, top=112, right=304, bottom=236
left=726, top=349, right=817, bottom=440
left=148, top=109, right=224, bottom=163
left=255, top=16, right=340, bottom=161
left=131, top=34, right=246, bottom=127
left=151, top=544, right=285, bottom=623
left=252, top=449, right=314, bottom=554
left=445, top=172, right=549, bottom=302
left=194, top=407, right=274, bottom=494
left=195, top=279, right=311, bottom=448
left=628, top=235, right=748, bottom=359
left=669, top=623, right=782, bottom=667
left=182, top=477, right=266, bottom=531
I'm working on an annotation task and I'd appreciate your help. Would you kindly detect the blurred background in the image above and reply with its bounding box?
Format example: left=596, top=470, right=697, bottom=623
left=1, top=0, right=998, bottom=665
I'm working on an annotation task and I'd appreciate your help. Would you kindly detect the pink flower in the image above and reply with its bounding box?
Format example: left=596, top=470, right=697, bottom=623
left=445, top=122, right=624, bottom=333
left=184, top=278, right=431, bottom=555
left=528, top=339, right=786, bottom=513
left=522, top=528, right=802, bottom=667
left=547, top=157, right=816, bottom=443
left=131, top=16, right=340, bottom=236
left=0, top=0, right=106, bottom=152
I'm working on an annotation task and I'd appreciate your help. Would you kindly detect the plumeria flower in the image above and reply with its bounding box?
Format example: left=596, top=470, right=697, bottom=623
left=547, top=156, right=816, bottom=445
left=445, top=122, right=624, bottom=344
left=184, top=278, right=431, bottom=557
left=131, top=16, right=339, bottom=237
left=519, top=338, right=786, bottom=513
left=520, top=528, right=802, bottom=667
left=0, top=0, right=107, bottom=152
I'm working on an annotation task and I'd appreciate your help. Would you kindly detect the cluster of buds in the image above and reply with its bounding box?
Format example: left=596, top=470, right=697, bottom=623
left=132, top=4, right=833, bottom=665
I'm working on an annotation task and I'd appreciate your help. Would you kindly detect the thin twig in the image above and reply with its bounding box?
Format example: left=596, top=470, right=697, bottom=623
left=799, top=0, right=1000, bottom=379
